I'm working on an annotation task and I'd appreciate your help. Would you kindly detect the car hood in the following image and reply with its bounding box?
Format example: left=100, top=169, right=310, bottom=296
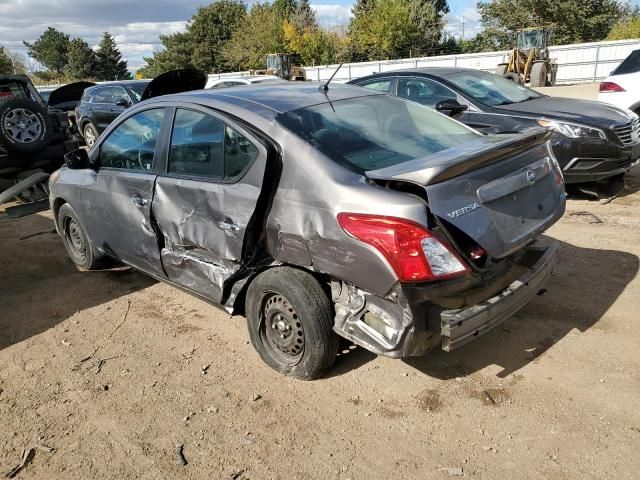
left=495, top=96, right=636, bottom=129
left=141, top=69, right=207, bottom=101
left=48, top=81, right=95, bottom=109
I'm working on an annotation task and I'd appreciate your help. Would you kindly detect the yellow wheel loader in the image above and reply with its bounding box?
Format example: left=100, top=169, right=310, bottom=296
left=496, top=28, right=557, bottom=87
left=262, top=54, right=307, bottom=81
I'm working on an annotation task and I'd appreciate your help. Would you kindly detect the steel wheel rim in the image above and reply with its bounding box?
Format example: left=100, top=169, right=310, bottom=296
left=260, top=292, right=305, bottom=364
left=84, top=127, right=96, bottom=147
left=65, top=217, right=86, bottom=260
left=3, top=108, right=42, bottom=144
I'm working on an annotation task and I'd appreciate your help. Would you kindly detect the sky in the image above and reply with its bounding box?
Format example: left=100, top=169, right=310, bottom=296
left=0, top=0, right=545, bottom=72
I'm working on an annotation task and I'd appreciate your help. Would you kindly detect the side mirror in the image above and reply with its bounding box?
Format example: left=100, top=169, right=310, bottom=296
left=64, top=148, right=90, bottom=169
left=435, top=99, right=468, bottom=116
left=115, top=98, right=130, bottom=107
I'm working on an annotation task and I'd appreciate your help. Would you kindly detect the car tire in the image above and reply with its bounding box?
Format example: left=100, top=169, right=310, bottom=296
left=82, top=123, right=99, bottom=148
left=530, top=62, right=548, bottom=88
left=245, top=267, right=339, bottom=380
left=0, top=98, right=51, bottom=155
left=57, top=203, right=103, bottom=270
left=495, top=64, right=508, bottom=76
left=504, top=72, right=521, bottom=84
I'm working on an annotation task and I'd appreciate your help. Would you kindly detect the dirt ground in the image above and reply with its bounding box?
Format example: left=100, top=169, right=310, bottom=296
left=1, top=171, right=640, bottom=480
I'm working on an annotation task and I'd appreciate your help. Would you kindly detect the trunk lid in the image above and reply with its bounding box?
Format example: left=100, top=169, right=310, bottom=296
left=140, top=68, right=207, bottom=101
left=366, top=128, right=566, bottom=259
left=48, top=81, right=95, bottom=110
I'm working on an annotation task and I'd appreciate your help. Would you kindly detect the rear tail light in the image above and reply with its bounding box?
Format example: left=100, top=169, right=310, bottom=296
left=599, top=82, right=625, bottom=93
left=337, top=213, right=469, bottom=282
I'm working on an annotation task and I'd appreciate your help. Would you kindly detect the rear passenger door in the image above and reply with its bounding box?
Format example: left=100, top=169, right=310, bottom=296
left=152, top=107, right=268, bottom=303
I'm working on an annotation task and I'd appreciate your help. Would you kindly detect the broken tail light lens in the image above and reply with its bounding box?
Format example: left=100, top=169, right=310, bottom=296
left=337, top=213, right=469, bottom=282
left=599, top=82, right=625, bottom=93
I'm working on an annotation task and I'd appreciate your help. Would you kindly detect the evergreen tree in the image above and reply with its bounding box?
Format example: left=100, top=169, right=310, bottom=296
left=65, top=38, right=97, bottom=80
left=0, top=48, right=13, bottom=74
left=23, top=27, right=70, bottom=79
left=95, top=32, right=131, bottom=80
left=293, top=0, right=317, bottom=31
left=274, top=0, right=298, bottom=19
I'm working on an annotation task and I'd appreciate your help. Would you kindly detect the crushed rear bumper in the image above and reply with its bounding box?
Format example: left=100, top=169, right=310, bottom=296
left=440, top=243, right=556, bottom=351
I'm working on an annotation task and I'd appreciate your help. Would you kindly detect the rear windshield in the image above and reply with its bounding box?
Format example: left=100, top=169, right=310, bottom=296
left=447, top=70, right=541, bottom=106
left=277, top=95, right=479, bottom=172
left=127, top=81, right=150, bottom=101
left=0, top=81, right=31, bottom=101
left=612, top=50, right=640, bottom=76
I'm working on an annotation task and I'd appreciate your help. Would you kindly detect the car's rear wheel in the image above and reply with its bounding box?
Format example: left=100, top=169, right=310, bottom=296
left=0, top=98, right=51, bottom=155
left=83, top=123, right=99, bottom=148
left=58, top=203, right=103, bottom=270
left=245, top=267, right=339, bottom=380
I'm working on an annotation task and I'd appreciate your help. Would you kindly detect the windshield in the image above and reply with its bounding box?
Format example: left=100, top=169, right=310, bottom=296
left=266, top=56, right=281, bottom=70
left=277, top=95, right=479, bottom=172
left=127, top=81, right=150, bottom=101
left=447, top=71, right=542, bottom=106
left=517, top=30, right=544, bottom=50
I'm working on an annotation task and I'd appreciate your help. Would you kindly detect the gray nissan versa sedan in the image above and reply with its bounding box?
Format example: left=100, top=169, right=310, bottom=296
left=49, top=83, right=566, bottom=379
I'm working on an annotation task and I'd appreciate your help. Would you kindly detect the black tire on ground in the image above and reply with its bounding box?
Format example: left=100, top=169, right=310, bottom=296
left=0, top=98, right=51, bottom=155
left=504, top=72, right=521, bottom=84
left=82, top=123, right=99, bottom=148
left=57, top=203, right=103, bottom=270
left=530, top=62, right=548, bottom=88
left=495, top=64, right=508, bottom=76
left=245, top=267, right=340, bottom=380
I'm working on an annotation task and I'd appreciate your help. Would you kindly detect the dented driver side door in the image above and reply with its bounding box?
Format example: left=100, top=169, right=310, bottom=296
left=151, top=106, right=268, bottom=303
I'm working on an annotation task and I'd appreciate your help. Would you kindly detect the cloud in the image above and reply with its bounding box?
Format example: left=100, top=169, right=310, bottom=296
left=444, top=6, right=483, bottom=40
left=311, top=3, right=353, bottom=26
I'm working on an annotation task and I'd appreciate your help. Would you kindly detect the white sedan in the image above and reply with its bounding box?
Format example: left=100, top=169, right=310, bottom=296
left=205, top=75, right=288, bottom=89
left=598, top=49, right=640, bottom=114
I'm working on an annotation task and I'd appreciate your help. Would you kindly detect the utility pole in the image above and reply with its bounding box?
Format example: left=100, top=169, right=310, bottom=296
left=461, top=17, right=465, bottom=42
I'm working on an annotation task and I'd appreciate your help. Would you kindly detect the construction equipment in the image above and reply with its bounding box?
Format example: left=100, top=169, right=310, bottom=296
left=264, top=54, right=306, bottom=81
left=496, top=28, right=557, bottom=87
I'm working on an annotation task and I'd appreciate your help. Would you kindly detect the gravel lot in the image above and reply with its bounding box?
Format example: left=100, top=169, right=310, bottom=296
left=1, top=170, right=639, bottom=479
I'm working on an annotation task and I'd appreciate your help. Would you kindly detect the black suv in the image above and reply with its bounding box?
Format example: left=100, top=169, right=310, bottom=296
left=75, top=81, right=150, bottom=147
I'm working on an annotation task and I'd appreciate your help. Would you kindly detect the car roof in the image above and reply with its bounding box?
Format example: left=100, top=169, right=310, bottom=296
left=87, top=80, right=150, bottom=90
left=148, top=82, right=384, bottom=115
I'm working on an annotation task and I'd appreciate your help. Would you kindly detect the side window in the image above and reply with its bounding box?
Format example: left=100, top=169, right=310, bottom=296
left=397, top=78, right=458, bottom=108
left=99, top=108, right=165, bottom=171
left=169, top=109, right=225, bottom=178
left=93, top=87, right=114, bottom=104
left=224, top=126, right=259, bottom=179
left=359, top=79, right=392, bottom=93
left=613, top=51, right=640, bottom=76
left=113, top=86, right=131, bottom=106
left=168, top=108, right=259, bottom=180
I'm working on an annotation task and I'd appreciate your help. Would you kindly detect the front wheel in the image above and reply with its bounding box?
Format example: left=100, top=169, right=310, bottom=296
left=58, top=203, right=103, bottom=270
left=245, top=267, right=339, bottom=380
left=83, top=123, right=99, bottom=148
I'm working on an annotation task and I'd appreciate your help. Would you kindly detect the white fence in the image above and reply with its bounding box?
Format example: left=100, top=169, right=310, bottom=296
left=208, top=38, right=640, bottom=85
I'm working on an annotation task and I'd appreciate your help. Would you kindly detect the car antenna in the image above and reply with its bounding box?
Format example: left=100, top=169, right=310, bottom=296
left=319, top=63, right=343, bottom=93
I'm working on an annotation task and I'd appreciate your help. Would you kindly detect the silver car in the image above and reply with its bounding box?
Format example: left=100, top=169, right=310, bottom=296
left=49, top=83, right=566, bottom=380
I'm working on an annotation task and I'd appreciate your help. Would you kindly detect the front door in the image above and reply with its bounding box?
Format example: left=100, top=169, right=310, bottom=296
left=151, top=107, right=268, bottom=303
left=81, top=107, right=167, bottom=276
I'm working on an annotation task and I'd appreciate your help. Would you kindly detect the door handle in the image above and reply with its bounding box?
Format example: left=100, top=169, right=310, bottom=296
left=131, top=195, right=148, bottom=207
left=218, top=221, right=240, bottom=236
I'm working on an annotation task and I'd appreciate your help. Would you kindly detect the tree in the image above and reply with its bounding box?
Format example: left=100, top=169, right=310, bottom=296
left=23, top=27, right=70, bottom=78
left=292, top=0, right=317, bottom=31
left=65, top=38, right=97, bottom=80
left=95, top=32, right=131, bottom=80
left=189, top=0, right=247, bottom=73
left=223, top=3, right=285, bottom=70
left=7, top=51, right=27, bottom=74
left=352, top=0, right=373, bottom=18
left=138, top=32, right=195, bottom=78
left=0, top=48, right=13, bottom=74
left=273, top=0, right=298, bottom=19
left=607, top=14, right=640, bottom=40
left=477, top=0, right=631, bottom=47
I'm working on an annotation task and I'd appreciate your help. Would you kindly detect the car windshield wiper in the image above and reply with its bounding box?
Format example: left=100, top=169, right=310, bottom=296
left=495, top=100, right=514, bottom=105
left=515, top=95, right=539, bottom=103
